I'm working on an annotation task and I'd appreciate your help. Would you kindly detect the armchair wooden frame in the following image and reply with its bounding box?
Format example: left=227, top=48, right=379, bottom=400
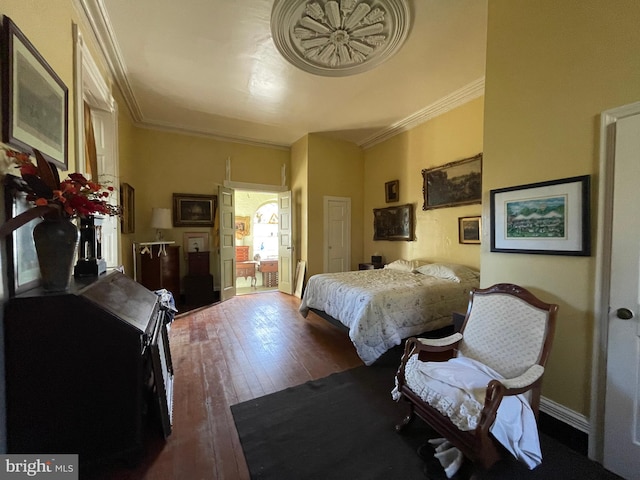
left=394, top=283, right=558, bottom=473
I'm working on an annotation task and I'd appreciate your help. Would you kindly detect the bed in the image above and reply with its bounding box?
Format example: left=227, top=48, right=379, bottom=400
left=299, top=261, right=480, bottom=366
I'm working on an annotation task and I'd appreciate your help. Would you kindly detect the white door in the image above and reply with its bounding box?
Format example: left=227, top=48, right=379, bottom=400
left=218, top=185, right=236, bottom=301
left=278, top=191, right=294, bottom=294
left=323, top=196, right=351, bottom=273
left=603, top=112, right=640, bottom=478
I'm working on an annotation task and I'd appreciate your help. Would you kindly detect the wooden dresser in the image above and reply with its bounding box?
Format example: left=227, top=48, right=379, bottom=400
left=260, top=259, right=278, bottom=287
left=135, top=242, right=180, bottom=300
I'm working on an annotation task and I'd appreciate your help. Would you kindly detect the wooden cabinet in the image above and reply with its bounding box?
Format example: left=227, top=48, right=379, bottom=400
left=184, top=251, right=216, bottom=307
left=260, top=259, right=278, bottom=287
left=3, top=272, right=174, bottom=467
left=135, top=242, right=180, bottom=300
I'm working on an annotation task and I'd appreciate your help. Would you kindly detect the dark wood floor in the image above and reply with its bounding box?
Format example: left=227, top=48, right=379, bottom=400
left=90, top=291, right=362, bottom=479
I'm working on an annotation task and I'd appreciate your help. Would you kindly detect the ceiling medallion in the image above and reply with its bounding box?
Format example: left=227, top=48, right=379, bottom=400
left=271, top=0, right=411, bottom=77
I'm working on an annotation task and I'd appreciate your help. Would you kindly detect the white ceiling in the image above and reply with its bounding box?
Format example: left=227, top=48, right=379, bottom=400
left=81, top=0, right=487, bottom=149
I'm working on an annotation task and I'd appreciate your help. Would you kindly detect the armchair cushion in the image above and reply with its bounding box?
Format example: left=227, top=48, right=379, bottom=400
left=397, top=355, right=542, bottom=469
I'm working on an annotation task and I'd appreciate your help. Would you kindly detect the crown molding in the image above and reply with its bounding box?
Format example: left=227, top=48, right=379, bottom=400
left=77, top=0, right=143, bottom=122
left=77, top=0, right=484, bottom=151
left=359, top=77, right=485, bottom=149
left=135, top=121, right=291, bottom=151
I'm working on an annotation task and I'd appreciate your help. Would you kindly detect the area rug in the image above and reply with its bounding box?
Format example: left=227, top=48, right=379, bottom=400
left=231, top=351, right=621, bottom=480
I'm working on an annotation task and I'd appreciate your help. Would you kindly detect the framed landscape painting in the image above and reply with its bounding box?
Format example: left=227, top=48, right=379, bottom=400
left=422, top=153, right=482, bottom=210
left=490, top=175, right=590, bottom=256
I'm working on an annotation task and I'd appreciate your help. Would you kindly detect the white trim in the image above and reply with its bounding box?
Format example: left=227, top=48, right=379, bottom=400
left=359, top=77, right=485, bottom=149
left=590, top=100, right=640, bottom=462
left=78, top=0, right=143, bottom=122
left=73, top=3, right=485, bottom=151
left=540, top=396, right=590, bottom=434
left=224, top=180, right=288, bottom=193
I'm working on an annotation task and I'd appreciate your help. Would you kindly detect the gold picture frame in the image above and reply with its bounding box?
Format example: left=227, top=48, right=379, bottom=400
left=173, top=193, right=217, bottom=227
left=120, top=183, right=135, bottom=233
left=235, top=216, right=251, bottom=239
left=458, top=216, right=481, bottom=244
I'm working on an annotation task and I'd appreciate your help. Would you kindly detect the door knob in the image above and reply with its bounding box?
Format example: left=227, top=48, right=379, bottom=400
left=616, top=308, right=634, bottom=320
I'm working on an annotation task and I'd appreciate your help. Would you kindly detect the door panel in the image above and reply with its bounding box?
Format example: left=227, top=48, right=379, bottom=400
left=218, top=186, right=236, bottom=301
left=278, top=191, right=293, bottom=294
left=603, top=112, right=640, bottom=478
left=324, top=197, right=351, bottom=273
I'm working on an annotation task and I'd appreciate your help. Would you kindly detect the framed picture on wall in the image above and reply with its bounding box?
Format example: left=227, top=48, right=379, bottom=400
left=120, top=183, right=135, bottom=234
left=373, top=203, right=414, bottom=241
left=458, top=216, right=481, bottom=244
left=1, top=16, right=69, bottom=169
left=490, top=175, right=591, bottom=256
left=422, top=153, right=482, bottom=210
left=4, top=190, right=41, bottom=296
left=173, top=193, right=217, bottom=227
left=183, top=232, right=210, bottom=259
left=385, top=180, right=399, bottom=203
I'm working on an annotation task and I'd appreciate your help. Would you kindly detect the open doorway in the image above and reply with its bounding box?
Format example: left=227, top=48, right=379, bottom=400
left=234, top=190, right=279, bottom=295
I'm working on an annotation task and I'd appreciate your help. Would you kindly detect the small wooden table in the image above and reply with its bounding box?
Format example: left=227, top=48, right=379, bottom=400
left=237, top=261, right=258, bottom=287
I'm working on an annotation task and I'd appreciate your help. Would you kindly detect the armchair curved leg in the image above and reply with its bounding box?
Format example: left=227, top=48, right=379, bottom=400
left=395, top=403, right=414, bottom=432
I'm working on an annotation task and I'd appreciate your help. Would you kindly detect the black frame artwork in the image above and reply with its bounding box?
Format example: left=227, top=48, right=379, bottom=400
left=1, top=16, right=68, bottom=169
left=490, top=175, right=591, bottom=256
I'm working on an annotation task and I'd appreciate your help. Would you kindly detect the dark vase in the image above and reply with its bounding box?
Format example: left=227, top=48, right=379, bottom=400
left=33, top=217, right=80, bottom=292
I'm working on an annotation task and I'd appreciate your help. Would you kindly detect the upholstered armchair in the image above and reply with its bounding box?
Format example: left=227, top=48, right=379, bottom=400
left=393, top=283, right=558, bottom=477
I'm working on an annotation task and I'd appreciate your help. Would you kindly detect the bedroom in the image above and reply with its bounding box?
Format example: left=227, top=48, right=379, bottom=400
left=0, top=0, right=639, bottom=477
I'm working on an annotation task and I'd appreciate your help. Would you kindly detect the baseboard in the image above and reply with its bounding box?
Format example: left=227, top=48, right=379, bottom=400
left=539, top=396, right=589, bottom=455
left=540, top=396, right=589, bottom=433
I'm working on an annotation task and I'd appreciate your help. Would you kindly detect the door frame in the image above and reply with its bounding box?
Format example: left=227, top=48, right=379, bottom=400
left=590, top=100, right=640, bottom=462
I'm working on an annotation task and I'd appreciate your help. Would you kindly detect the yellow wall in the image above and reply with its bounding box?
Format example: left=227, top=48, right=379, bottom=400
left=306, top=134, right=365, bottom=276
left=290, top=136, right=309, bottom=271
left=1, top=0, right=83, bottom=173
left=363, top=97, right=484, bottom=269
left=482, top=0, right=640, bottom=415
left=127, top=128, right=290, bottom=284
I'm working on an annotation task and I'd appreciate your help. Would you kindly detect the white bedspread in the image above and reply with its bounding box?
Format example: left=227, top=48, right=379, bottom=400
left=395, top=355, right=542, bottom=469
left=299, top=269, right=478, bottom=365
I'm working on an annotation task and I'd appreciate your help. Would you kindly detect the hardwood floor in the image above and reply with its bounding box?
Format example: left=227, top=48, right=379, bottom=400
left=89, top=292, right=362, bottom=479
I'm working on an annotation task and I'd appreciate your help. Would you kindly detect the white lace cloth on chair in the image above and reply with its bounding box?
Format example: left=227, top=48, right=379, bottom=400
left=393, top=355, right=542, bottom=469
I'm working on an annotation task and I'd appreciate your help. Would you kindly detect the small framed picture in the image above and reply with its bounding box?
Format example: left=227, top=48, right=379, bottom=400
left=120, top=183, right=135, bottom=233
left=385, top=180, right=399, bottom=203
left=173, top=193, right=217, bottom=227
left=183, top=232, right=210, bottom=260
left=458, top=216, right=481, bottom=244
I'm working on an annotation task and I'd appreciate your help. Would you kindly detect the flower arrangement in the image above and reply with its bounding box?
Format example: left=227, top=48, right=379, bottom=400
left=0, top=146, right=121, bottom=236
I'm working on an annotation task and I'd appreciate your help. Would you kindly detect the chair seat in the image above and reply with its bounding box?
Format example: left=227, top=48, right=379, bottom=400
left=398, top=354, right=542, bottom=468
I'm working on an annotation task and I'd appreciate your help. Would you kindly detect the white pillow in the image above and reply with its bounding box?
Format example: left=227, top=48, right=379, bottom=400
left=414, top=263, right=479, bottom=282
left=384, top=259, right=423, bottom=272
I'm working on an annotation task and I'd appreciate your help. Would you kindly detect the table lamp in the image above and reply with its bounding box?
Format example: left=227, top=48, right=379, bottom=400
left=151, top=208, right=172, bottom=241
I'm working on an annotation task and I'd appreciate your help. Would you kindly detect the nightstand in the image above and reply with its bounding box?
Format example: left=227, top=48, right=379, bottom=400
left=358, top=263, right=384, bottom=270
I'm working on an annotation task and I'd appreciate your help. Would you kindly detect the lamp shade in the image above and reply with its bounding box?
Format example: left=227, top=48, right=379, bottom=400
left=150, top=208, right=172, bottom=230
